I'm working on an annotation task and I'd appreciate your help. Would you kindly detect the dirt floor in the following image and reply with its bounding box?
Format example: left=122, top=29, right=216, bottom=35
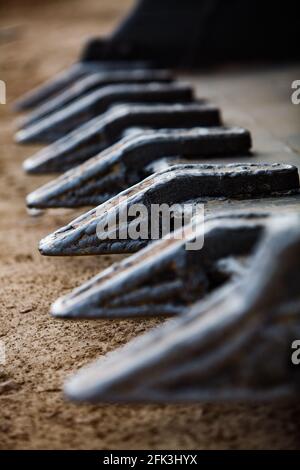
left=1, top=0, right=300, bottom=450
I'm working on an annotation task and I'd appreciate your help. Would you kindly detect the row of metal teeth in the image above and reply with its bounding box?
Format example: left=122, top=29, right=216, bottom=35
left=15, top=61, right=300, bottom=403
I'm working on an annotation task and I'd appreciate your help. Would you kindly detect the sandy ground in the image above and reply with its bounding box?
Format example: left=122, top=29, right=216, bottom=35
left=1, top=0, right=300, bottom=450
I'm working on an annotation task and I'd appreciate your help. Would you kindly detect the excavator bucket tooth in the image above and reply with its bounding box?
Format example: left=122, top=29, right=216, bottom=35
left=13, top=61, right=152, bottom=111
left=23, top=103, right=221, bottom=174
left=51, top=213, right=267, bottom=319
left=26, top=127, right=251, bottom=209
left=38, top=162, right=299, bottom=256
left=18, top=69, right=173, bottom=129
left=63, top=213, right=300, bottom=403
left=15, top=82, right=194, bottom=143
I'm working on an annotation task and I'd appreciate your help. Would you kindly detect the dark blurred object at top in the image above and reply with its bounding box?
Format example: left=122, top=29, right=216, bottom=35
left=82, top=0, right=300, bottom=67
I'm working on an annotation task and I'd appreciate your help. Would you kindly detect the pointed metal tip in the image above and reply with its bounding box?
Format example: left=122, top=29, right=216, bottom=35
left=50, top=293, right=98, bottom=319
left=12, top=63, right=88, bottom=112
left=23, top=143, right=68, bottom=174
left=38, top=207, right=105, bottom=256
left=64, top=372, right=95, bottom=403
left=50, top=297, right=68, bottom=318
left=26, top=190, right=42, bottom=209
left=39, top=232, right=65, bottom=257
left=14, top=129, right=29, bottom=144
left=23, top=158, right=37, bottom=174
left=15, top=126, right=54, bottom=145
left=16, top=126, right=53, bottom=145
left=63, top=355, right=127, bottom=403
left=50, top=280, right=96, bottom=319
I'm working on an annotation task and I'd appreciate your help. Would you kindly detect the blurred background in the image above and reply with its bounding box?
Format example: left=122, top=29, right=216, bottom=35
left=0, top=0, right=133, bottom=102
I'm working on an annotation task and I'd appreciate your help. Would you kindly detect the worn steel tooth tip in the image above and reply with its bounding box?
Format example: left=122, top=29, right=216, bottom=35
left=38, top=162, right=299, bottom=256
left=13, top=60, right=154, bottom=111
left=15, top=82, right=194, bottom=144
left=23, top=104, right=221, bottom=174
left=26, top=126, right=253, bottom=209
left=19, top=70, right=173, bottom=129
left=64, top=214, right=300, bottom=403
left=50, top=213, right=268, bottom=319
left=39, top=232, right=61, bottom=257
